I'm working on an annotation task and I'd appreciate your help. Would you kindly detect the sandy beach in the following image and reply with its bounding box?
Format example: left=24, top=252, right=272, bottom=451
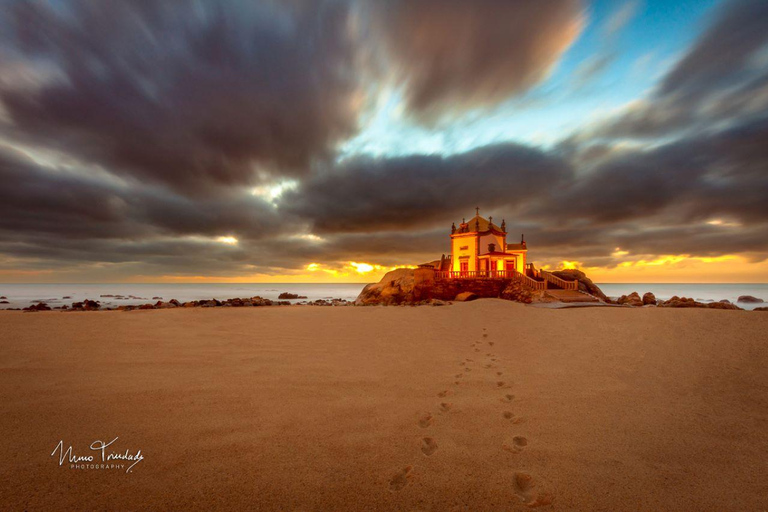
left=1, top=301, right=767, bottom=510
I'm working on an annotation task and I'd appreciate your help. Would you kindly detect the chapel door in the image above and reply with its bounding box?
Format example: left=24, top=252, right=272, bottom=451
left=460, top=261, right=469, bottom=276
left=505, top=260, right=516, bottom=276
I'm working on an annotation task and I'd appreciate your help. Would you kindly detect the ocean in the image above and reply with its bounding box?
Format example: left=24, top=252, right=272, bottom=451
left=0, top=282, right=766, bottom=310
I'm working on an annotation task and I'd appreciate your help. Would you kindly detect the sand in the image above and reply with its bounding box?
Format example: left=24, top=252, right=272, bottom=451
left=1, top=300, right=767, bottom=510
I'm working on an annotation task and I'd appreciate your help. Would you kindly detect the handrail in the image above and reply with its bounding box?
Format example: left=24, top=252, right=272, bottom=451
left=432, top=269, right=547, bottom=291
left=511, top=270, right=547, bottom=290
left=540, top=270, right=578, bottom=290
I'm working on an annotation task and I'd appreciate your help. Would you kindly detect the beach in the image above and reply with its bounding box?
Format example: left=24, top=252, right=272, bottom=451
left=1, top=301, right=767, bottom=510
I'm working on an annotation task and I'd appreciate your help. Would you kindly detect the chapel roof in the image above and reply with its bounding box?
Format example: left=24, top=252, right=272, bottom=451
left=456, top=214, right=504, bottom=233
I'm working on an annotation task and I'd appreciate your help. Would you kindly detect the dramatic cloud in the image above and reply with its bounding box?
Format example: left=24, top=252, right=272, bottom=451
left=370, top=0, right=584, bottom=118
left=584, top=0, right=768, bottom=140
left=0, top=0, right=361, bottom=195
left=282, top=143, right=571, bottom=233
left=0, top=0, right=767, bottom=282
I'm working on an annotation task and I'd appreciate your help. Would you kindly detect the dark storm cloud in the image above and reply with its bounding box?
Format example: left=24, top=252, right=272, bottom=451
left=370, top=0, right=584, bottom=118
left=281, top=143, right=572, bottom=233
left=0, top=0, right=360, bottom=195
left=585, top=0, right=768, bottom=139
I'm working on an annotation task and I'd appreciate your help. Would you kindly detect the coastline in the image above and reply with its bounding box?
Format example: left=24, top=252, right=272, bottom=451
left=2, top=301, right=767, bottom=510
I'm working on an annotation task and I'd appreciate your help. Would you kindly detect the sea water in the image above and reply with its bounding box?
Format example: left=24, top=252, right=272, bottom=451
left=0, top=282, right=766, bottom=310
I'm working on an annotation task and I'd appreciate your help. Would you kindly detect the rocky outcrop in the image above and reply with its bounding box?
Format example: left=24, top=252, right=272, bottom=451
left=355, top=268, right=415, bottom=306
left=754, top=307, right=768, bottom=311
left=659, top=296, right=742, bottom=310
left=500, top=282, right=533, bottom=304
left=642, top=292, right=657, bottom=305
left=278, top=292, right=308, bottom=299
left=357, top=267, right=536, bottom=305
left=617, top=292, right=643, bottom=307
left=737, top=295, right=764, bottom=303
left=550, top=269, right=610, bottom=302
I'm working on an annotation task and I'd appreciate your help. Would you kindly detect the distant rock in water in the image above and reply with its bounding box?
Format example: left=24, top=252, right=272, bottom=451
left=659, top=296, right=742, bottom=310
left=278, top=292, right=308, bottom=299
left=617, top=292, right=644, bottom=307
left=737, top=295, right=764, bottom=303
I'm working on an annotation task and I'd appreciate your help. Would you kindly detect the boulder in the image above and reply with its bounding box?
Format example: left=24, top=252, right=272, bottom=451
left=500, top=282, right=533, bottom=304
left=0, top=296, right=6, bottom=299
left=139, top=304, right=155, bottom=310
left=0, top=300, right=8, bottom=304
left=278, top=292, right=307, bottom=299
left=550, top=269, right=609, bottom=302
left=660, top=296, right=742, bottom=310
left=454, top=292, right=478, bottom=302
left=617, top=292, right=643, bottom=307
left=737, top=295, right=764, bottom=303
left=356, top=268, right=415, bottom=305
left=754, top=307, right=768, bottom=311
left=642, top=292, right=657, bottom=305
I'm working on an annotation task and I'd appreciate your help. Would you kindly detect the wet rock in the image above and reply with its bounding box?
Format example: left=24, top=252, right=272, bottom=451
left=278, top=292, right=307, bottom=299
left=660, top=296, right=742, bottom=310
left=754, top=306, right=768, bottom=311
left=737, top=295, right=764, bottom=303
left=0, top=300, right=8, bottom=304
left=642, top=292, right=657, bottom=305
left=139, top=304, right=155, bottom=310
left=617, top=292, right=644, bottom=307
left=24, top=302, right=51, bottom=312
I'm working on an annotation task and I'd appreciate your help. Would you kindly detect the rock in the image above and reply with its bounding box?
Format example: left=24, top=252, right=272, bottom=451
left=169, top=299, right=181, bottom=307
left=139, top=304, right=155, bottom=310
left=0, top=296, right=6, bottom=299
left=642, top=292, right=657, bottom=305
left=737, top=295, right=764, bottom=303
left=550, top=269, right=609, bottom=302
left=278, top=292, right=307, bottom=299
left=454, top=292, right=478, bottom=302
left=152, top=296, right=163, bottom=300
left=0, top=300, right=8, bottom=304
left=430, top=299, right=448, bottom=306
left=183, top=301, right=197, bottom=308
left=754, top=307, right=768, bottom=311
left=62, top=296, right=71, bottom=299
left=23, top=302, right=51, bottom=312
left=356, top=268, right=415, bottom=306
left=660, top=296, right=742, bottom=310
left=500, top=282, right=533, bottom=304
left=617, top=292, right=643, bottom=307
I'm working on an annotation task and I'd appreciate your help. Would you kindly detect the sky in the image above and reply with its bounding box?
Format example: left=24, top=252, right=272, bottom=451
left=0, top=0, right=767, bottom=284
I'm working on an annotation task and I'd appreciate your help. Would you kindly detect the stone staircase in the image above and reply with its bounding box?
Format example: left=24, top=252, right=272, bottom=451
left=543, top=289, right=600, bottom=303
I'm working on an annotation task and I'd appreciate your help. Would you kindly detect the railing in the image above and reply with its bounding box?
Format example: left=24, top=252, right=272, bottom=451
left=434, top=269, right=548, bottom=291
left=435, top=270, right=519, bottom=280
left=511, top=271, right=547, bottom=290
left=540, top=270, right=578, bottom=290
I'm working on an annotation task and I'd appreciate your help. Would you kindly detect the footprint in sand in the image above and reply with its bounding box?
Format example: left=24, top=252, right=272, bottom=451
left=455, top=373, right=463, bottom=378
left=483, top=364, right=493, bottom=369
left=503, top=436, right=528, bottom=453
left=440, top=402, right=453, bottom=413
left=418, top=413, right=434, bottom=428
left=501, top=394, right=515, bottom=403
left=486, top=353, right=493, bottom=357
left=513, top=472, right=552, bottom=507
left=483, top=333, right=488, bottom=338
left=474, top=348, right=481, bottom=352
left=496, top=381, right=506, bottom=387
left=497, top=371, right=503, bottom=376
left=437, top=390, right=451, bottom=398
left=421, top=437, right=438, bottom=456
left=465, top=368, right=472, bottom=372
left=460, top=362, right=466, bottom=366
left=389, top=466, right=413, bottom=492
left=503, top=411, right=515, bottom=420
left=489, top=341, right=495, bottom=346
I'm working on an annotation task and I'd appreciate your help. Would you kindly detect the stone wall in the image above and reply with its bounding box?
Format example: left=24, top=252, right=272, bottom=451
left=413, top=268, right=511, bottom=301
